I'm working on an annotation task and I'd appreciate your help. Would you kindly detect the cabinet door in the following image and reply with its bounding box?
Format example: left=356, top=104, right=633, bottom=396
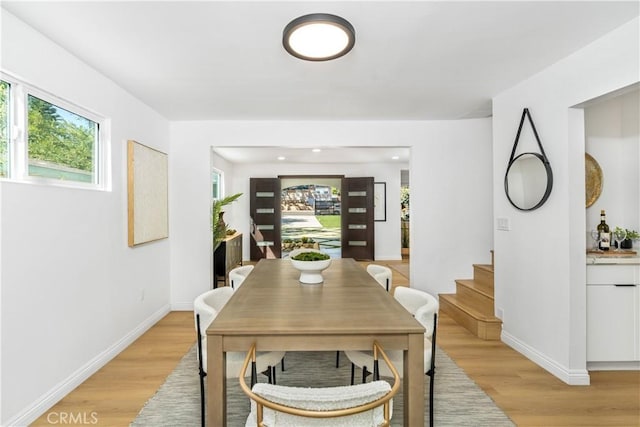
left=587, top=284, right=639, bottom=361
left=213, top=241, right=227, bottom=288
left=229, top=234, right=242, bottom=267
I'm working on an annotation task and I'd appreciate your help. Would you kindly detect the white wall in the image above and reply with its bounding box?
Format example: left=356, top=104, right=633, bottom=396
left=493, top=17, right=639, bottom=384
left=1, top=11, right=171, bottom=425
left=585, top=89, right=639, bottom=236
left=169, top=119, right=493, bottom=310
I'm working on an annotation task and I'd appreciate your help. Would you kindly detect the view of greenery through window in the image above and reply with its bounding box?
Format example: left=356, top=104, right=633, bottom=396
left=0, top=80, right=100, bottom=183
left=401, top=186, right=410, bottom=221
left=27, top=94, right=97, bottom=182
left=0, top=80, right=9, bottom=177
left=401, top=186, right=410, bottom=248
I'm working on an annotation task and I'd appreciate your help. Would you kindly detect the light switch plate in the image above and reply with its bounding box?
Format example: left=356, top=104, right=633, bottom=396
left=496, top=217, right=511, bottom=231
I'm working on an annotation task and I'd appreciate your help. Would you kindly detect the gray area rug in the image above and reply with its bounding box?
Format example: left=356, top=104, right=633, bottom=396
left=131, top=346, right=514, bottom=427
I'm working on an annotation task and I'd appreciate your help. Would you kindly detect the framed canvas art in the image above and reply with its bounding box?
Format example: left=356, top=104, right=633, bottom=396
left=127, top=140, right=168, bottom=246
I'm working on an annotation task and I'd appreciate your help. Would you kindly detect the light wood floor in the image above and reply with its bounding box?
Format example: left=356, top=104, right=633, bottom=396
left=31, top=260, right=639, bottom=426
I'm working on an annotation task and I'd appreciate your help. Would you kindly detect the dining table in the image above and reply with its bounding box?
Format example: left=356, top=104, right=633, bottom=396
left=206, top=257, right=425, bottom=426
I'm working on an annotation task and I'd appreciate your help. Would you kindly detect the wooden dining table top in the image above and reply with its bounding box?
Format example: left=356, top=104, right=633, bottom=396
left=207, top=258, right=424, bottom=339
left=206, top=257, right=426, bottom=426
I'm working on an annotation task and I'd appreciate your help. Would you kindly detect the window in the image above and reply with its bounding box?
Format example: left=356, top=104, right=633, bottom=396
left=27, top=94, right=98, bottom=183
left=212, top=168, right=223, bottom=200
left=0, top=73, right=108, bottom=188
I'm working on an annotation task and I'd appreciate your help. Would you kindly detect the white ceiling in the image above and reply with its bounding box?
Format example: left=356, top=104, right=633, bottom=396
left=3, top=1, right=638, bottom=122
left=214, top=146, right=410, bottom=163
left=3, top=1, right=638, bottom=163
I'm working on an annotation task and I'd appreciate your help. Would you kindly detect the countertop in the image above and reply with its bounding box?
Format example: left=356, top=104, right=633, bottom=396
left=587, top=251, right=640, bottom=265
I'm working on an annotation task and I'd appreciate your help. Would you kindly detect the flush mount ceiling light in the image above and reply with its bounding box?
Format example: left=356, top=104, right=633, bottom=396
left=283, top=13, right=355, bottom=61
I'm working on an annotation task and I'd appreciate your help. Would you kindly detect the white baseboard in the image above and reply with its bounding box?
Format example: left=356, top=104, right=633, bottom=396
left=6, top=304, right=171, bottom=427
left=373, top=255, right=403, bottom=261
left=501, top=330, right=591, bottom=386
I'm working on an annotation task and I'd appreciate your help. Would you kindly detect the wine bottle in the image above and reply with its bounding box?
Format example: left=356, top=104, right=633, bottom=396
left=597, top=209, right=610, bottom=251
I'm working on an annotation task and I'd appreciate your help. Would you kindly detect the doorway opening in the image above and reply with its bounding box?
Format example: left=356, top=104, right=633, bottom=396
left=280, top=177, right=342, bottom=258
left=401, top=169, right=410, bottom=260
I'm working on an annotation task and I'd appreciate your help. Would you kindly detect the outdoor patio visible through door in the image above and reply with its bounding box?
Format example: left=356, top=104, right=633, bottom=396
left=249, top=175, right=375, bottom=261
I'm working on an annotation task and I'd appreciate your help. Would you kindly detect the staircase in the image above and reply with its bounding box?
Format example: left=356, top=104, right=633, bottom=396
left=439, top=251, right=502, bottom=340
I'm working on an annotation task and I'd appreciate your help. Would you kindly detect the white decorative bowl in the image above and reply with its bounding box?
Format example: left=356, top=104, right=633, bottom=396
left=290, top=258, right=332, bottom=284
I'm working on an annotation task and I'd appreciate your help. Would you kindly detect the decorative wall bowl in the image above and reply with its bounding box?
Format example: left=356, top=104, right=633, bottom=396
left=585, top=153, right=602, bottom=208
left=290, top=258, right=332, bottom=284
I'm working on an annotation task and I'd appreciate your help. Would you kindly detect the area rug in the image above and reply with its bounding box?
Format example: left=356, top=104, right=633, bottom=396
left=131, top=345, right=513, bottom=426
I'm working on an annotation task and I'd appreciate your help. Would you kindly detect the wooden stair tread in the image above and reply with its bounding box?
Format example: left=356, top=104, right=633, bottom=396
left=443, top=250, right=499, bottom=340
left=439, top=294, right=502, bottom=323
left=456, top=279, right=494, bottom=299
left=473, top=263, right=494, bottom=273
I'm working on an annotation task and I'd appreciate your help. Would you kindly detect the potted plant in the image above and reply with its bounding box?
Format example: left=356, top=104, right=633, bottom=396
left=612, top=227, right=639, bottom=249
left=299, top=236, right=317, bottom=248
left=290, top=251, right=331, bottom=284
left=282, top=237, right=319, bottom=252
left=212, top=192, right=242, bottom=250
left=622, top=229, right=639, bottom=249
left=401, top=186, right=410, bottom=256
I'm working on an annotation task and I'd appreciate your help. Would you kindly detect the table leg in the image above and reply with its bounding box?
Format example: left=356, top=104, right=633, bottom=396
left=207, top=335, right=226, bottom=426
left=404, top=333, right=425, bottom=426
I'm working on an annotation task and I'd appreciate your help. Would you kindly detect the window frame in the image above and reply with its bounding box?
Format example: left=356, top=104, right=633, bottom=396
left=0, top=72, right=110, bottom=190
left=0, top=79, right=12, bottom=178
left=212, top=167, right=224, bottom=201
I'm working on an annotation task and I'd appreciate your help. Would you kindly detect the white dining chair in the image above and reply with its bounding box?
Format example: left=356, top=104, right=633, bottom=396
left=240, top=341, right=400, bottom=427
left=366, top=264, right=392, bottom=292
left=344, top=287, right=439, bottom=427
left=336, top=263, right=393, bottom=369
left=229, top=264, right=254, bottom=290
left=194, top=288, right=285, bottom=427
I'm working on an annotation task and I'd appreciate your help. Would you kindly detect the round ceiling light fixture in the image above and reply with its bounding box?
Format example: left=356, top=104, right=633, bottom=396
left=283, top=13, right=355, bottom=61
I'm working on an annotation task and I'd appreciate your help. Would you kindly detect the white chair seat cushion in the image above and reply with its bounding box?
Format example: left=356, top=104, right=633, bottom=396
left=344, top=338, right=432, bottom=378
left=245, top=380, right=392, bottom=427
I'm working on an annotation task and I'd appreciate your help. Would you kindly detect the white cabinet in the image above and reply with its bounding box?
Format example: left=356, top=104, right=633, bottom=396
left=587, top=284, right=638, bottom=360
left=586, top=263, right=640, bottom=369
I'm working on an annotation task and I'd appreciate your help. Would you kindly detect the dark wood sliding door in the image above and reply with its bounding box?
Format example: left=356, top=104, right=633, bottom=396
left=341, top=177, right=375, bottom=260
left=249, top=178, right=281, bottom=260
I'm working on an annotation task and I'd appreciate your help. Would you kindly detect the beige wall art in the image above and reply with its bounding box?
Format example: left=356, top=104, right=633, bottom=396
left=127, top=140, right=169, bottom=247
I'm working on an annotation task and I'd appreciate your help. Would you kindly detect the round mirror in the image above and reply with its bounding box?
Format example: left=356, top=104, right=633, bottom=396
left=504, top=152, right=553, bottom=211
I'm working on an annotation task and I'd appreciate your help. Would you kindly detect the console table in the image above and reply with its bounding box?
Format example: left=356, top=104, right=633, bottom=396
left=213, top=232, right=243, bottom=288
